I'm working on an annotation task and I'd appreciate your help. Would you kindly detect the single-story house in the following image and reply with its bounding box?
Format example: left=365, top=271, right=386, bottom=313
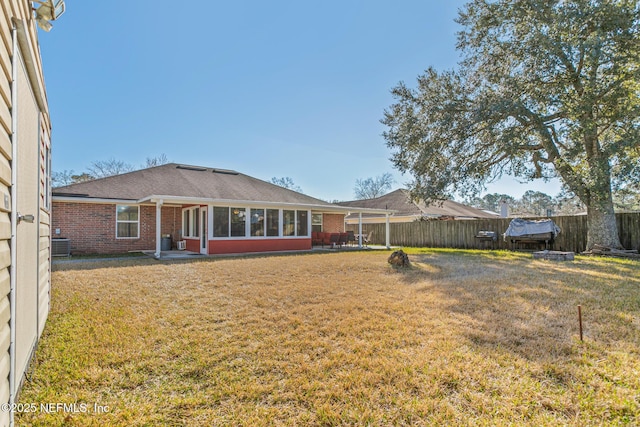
left=52, top=163, right=393, bottom=257
left=339, top=189, right=499, bottom=225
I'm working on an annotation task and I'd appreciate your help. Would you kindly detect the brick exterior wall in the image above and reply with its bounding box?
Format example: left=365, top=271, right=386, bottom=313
left=322, top=214, right=345, bottom=233
left=52, top=202, right=182, bottom=255
left=53, top=202, right=345, bottom=255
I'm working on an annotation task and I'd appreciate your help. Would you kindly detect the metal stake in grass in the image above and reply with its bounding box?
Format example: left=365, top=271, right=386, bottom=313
left=578, top=305, right=583, bottom=342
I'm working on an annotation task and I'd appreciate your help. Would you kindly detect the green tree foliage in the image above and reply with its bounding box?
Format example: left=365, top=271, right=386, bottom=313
left=467, top=193, right=516, bottom=213
left=468, top=191, right=587, bottom=216
left=613, top=186, right=640, bottom=210
left=382, top=0, right=639, bottom=250
left=554, top=191, right=587, bottom=215
left=518, top=190, right=556, bottom=216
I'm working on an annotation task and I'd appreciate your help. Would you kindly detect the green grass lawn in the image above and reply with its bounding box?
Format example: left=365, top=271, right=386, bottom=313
left=16, top=249, right=640, bottom=426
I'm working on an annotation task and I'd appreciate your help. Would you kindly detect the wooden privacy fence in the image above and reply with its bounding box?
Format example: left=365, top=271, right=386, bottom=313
left=346, top=213, right=640, bottom=253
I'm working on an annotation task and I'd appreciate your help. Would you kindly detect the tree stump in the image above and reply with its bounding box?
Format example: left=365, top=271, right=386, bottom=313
left=388, top=250, right=411, bottom=268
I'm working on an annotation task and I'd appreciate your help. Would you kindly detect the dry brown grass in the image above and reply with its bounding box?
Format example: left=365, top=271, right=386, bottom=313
left=16, top=249, right=640, bottom=426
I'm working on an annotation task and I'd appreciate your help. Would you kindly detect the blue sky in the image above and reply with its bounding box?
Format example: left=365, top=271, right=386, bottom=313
left=39, top=0, right=561, bottom=201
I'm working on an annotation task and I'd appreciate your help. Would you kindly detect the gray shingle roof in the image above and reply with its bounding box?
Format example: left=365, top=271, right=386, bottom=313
left=338, top=189, right=497, bottom=219
left=52, top=163, right=336, bottom=207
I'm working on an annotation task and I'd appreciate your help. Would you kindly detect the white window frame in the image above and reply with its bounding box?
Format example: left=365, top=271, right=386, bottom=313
left=296, top=210, right=310, bottom=237
left=209, top=206, right=311, bottom=239
left=312, top=213, right=323, bottom=232
left=266, top=208, right=280, bottom=237
left=230, top=207, right=247, bottom=237
left=182, top=206, right=201, bottom=238
left=284, top=209, right=310, bottom=237
left=116, top=204, right=140, bottom=239
left=250, top=208, right=265, bottom=237
left=212, top=206, right=230, bottom=238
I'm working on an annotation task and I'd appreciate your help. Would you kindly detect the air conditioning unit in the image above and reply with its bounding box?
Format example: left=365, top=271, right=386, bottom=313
left=51, top=238, right=70, bottom=256
left=176, top=240, right=186, bottom=250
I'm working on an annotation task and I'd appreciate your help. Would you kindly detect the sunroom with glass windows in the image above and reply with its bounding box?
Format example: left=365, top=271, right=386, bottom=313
left=140, top=196, right=393, bottom=257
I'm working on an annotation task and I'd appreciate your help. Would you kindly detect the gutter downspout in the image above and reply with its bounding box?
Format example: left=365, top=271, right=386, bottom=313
left=154, top=200, right=163, bottom=259
left=385, top=213, right=390, bottom=249
left=36, top=113, right=41, bottom=343
left=358, top=212, right=363, bottom=248
left=9, top=26, right=18, bottom=427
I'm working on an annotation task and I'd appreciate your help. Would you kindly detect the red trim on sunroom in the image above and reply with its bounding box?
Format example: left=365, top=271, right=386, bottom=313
left=208, top=239, right=311, bottom=254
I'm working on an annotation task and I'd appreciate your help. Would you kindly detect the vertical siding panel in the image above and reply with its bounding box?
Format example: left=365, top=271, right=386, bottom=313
left=0, top=241, right=9, bottom=270
left=0, top=212, right=7, bottom=240
left=0, top=4, right=9, bottom=82
left=0, top=2, right=10, bottom=423
left=0, top=131, right=8, bottom=161
left=0, top=3, right=12, bottom=422
left=0, top=319, right=7, bottom=427
left=0, top=155, right=9, bottom=186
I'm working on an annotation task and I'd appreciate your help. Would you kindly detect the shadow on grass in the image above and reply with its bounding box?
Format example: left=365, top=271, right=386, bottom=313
left=392, top=249, right=640, bottom=363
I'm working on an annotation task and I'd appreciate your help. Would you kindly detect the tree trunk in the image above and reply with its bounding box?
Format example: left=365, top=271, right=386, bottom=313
left=576, top=135, right=623, bottom=251
left=585, top=200, right=623, bottom=251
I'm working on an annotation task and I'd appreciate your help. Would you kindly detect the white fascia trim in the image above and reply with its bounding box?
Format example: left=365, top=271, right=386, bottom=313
left=52, top=196, right=169, bottom=206
left=345, top=214, right=417, bottom=222
left=140, top=195, right=396, bottom=215
left=53, top=195, right=396, bottom=215
left=13, top=19, right=47, bottom=113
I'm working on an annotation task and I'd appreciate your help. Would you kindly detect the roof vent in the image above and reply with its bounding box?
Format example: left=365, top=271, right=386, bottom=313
left=176, top=165, right=207, bottom=172
left=51, top=192, right=89, bottom=197
left=211, top=168, right=239, bottom=175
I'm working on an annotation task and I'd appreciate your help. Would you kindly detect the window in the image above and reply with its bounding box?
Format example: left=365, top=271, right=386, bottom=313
left=266, top=209, right=279, bottom=236
left=283, top=209, right=309, bottom=236
left=183, top=210, right=190, bottom=237
left=116, top=205, right=139, bottom=238
left=297, top=210, right=309, bottom=236
left=210, top=207, right=306, bottom=238
left=182, top=207, right=201, bottom=238
left=231, top=208, right=246, bottom=237
left=193, top=207, right=200, bottom=237
left=213, top=207, right=229, bottom=237
left=251, top=208, right=265, bottom=236
left=312, top=213, right=322, bottom=233
left=283, top=210, right=295, bottom=236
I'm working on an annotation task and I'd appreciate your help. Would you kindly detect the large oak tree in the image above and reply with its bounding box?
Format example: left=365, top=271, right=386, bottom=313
left=382, top=0, right=639, bottom=250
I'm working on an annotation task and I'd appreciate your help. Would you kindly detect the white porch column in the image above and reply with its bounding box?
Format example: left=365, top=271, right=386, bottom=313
left=154, top=199, right=163, bottom=259
left=385, top=213, right=390, bottom=249
left=358, top=212, right=363, bottom=248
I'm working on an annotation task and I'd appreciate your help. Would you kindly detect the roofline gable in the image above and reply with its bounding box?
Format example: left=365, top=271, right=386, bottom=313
left=52, top=193, right=395, bottom=215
